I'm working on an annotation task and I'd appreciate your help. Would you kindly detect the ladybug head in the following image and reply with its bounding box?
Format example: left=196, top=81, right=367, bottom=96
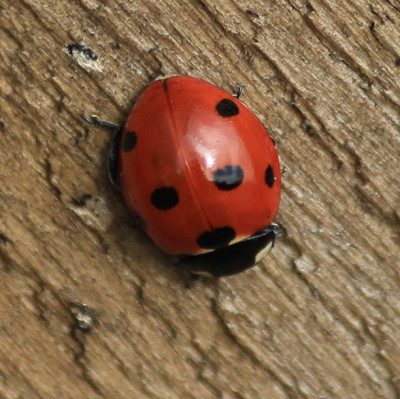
left=174, top=224, right=280, bottom=278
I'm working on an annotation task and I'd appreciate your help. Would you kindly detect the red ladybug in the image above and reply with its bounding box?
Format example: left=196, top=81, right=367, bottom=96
left=108, top=76, right=281, bottom=277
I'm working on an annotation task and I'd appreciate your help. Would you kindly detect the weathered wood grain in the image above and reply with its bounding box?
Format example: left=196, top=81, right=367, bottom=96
left=1, top=0, right=399, bottom=398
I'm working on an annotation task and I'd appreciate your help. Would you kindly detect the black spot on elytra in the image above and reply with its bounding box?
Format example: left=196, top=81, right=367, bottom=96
left=197, top=227, right=236, bottom=249
left=216, top=99, right=239, bottom=117
left=213, top=165, right=244, bottom=190
left=265, top=165, right=275, bottom=188
left=123, top=131, right=137, bottom=152
left=151, top=187, right=179, bottom=210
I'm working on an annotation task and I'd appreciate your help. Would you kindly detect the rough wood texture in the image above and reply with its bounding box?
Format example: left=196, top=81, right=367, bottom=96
left=1, top=0, right=399, bottom=398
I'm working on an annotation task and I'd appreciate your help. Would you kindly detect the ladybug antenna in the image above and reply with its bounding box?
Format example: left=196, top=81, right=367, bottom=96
left=82, top=114, right=120, bottom=130
left=236, top=86, right=244, bottom=99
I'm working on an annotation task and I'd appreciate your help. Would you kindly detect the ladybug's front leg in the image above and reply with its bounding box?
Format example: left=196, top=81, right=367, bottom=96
left=107, top=129, right=122, bottom=187
left=82, top=114, right=122, bottom=187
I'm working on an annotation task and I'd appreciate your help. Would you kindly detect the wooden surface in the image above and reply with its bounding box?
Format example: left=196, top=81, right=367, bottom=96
left=1, top=0, right=399, bottom=398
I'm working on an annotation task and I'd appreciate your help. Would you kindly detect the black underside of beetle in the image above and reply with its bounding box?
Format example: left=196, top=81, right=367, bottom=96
left=174, top=225, right=279, bottom=278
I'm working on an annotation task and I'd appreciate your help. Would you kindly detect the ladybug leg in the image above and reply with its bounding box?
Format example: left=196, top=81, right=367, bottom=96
left=235, top=86, right=244, bottom=99
left=108, top=129, right=122, bottom=187
left=82, top=114, right=120, bottom=130
left=82, top=114, right=122, bottom=187
left=174, top=224, right=281, bottom=278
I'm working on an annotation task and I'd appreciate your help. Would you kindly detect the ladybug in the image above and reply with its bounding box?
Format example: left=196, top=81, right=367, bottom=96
left=107, top=76, right=281, bottom=277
